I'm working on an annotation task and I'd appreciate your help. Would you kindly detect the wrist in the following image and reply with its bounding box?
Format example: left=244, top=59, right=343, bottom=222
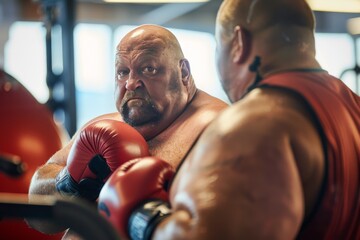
left=55, top=167, right=80, bottom=197
left=55, top=167, right=104, bottom=201
left=128, top=200, right=171, bottom=240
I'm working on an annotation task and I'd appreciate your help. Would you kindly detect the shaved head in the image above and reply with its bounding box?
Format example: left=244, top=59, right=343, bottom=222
left=118, top=24, right=185, bottom=61
left=217, top=0, right=315, bottom=37
left=215, top=0, right=319, bottom=101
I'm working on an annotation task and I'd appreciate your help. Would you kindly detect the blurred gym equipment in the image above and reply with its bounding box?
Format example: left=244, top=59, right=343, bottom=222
left=0, top=193, right=120, bottom=240
left=40, top=0, right=77, bottom=136
left=340, top=17, right=360, bottom=94
left=0, top=69, right=68, bottom=239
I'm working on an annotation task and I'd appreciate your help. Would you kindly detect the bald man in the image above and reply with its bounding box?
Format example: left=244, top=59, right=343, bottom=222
left=122, top=1, right=358, bottom=239
left=27, top=24, right=228, bottom=235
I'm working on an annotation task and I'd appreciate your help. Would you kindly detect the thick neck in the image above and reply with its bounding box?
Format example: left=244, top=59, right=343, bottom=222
left=250, top=26, right=320, bottom=78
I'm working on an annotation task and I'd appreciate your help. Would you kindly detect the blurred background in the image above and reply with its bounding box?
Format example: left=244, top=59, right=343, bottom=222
left=0, top=1, right=358, bottom=239
left=0, top=0, right=359, bottom=137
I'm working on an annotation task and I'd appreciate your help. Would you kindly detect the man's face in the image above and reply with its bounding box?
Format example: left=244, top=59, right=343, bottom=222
left=114, top=38, right=185, bottom=130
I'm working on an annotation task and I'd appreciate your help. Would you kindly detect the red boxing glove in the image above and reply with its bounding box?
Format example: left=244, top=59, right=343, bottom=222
left=98, top=156, right=175, bottom=240
left=56, top=119, right=149, bottom=201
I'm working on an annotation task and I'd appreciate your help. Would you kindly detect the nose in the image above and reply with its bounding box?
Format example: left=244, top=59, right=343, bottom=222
left=125, top=73, right=143, bottom=91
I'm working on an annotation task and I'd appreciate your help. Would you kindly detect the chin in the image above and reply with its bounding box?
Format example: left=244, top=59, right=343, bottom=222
left=125, top=115, right=160, bottom=128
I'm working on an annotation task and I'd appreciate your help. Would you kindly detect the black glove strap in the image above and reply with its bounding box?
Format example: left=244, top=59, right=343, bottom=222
left=55, top=154, right=110, bottom=202
left=55, top=168, right=81, bottom=197
left=128, top=200, right=171, bottom=240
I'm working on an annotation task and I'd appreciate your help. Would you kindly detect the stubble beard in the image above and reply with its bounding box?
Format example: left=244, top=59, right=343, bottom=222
left=120, top=97, right=161, bottom=127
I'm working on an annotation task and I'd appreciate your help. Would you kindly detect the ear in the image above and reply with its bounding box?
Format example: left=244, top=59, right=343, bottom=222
left=232, top=25, right=250, bottom=64
left=180, top=59, right=191, bottom=86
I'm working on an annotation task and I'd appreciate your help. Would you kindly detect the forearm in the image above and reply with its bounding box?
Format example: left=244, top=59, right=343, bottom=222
left=29, top=163, right=63, bottom=196
left=26, top=139, right=73, bottom=234
left=27, top=163, right=67, bottom=234
left=29, top=142, right=72, bottom=197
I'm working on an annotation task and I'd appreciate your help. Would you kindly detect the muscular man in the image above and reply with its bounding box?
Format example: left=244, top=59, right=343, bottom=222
left=28, top=24, right=228, bottom=235
left=108, top=1, right=359, bottom=239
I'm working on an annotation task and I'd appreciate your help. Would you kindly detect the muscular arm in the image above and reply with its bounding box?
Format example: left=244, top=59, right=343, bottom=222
left=28, top=141, right=73, bottom=196
left=29, top=112, right=121, bottom=197
left=153, top=89, right=323, bottom=239
left=28, top=113, right=121, bottom=234
left=26, top=140, right=75, bottom=234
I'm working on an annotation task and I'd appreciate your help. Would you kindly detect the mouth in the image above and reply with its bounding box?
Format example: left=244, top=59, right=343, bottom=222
left=126, top=96, right=144, bottom=102
left=121, top=90, right=150, bottom=109
left=126, top=97, right=146, bottom=107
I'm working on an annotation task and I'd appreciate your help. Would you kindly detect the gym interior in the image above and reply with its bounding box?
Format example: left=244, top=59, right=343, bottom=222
left=0, top=0, right=359, bottom=239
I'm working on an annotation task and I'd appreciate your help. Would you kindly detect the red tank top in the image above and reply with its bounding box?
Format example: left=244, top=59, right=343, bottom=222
left=258, top=71, right=360, bottom=240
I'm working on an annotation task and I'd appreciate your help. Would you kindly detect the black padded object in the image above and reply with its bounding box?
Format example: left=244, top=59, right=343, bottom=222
left=0, top=193, right=121, bottom=240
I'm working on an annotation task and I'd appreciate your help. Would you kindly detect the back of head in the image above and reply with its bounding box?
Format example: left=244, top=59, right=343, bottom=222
left=218, top=0, right=315, bottom=37
left=215, top=0, right=319, bottom=101
left=217, top=0, right=317, bottom=60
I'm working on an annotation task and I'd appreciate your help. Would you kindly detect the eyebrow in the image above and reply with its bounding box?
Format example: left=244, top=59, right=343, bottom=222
left=116, top=47, right=163, bottom=62
left=115, top=52, right=161, bottom=66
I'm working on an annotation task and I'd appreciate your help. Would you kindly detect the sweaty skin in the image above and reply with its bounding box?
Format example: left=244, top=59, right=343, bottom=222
left=153, top=0, right=329, bottom=239
left=28, top=24, right=228, bottom=235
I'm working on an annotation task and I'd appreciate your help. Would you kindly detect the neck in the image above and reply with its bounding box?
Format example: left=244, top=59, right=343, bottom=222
left=187, top=78, right=197, bottom=104
left=250, top=24, right=320, bottom=78
left=260, top=49, right=321, bottom=78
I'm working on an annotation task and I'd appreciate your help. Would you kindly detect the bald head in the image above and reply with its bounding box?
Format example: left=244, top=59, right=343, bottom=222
left=217, top=0, right=315, bottom=37
left=118, top=24, right=185, bottom=61
left=215, top=0, right=321, bottom=102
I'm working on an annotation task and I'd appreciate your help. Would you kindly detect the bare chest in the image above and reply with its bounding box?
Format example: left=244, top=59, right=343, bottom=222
left=147, top=121, right=201, bottom=169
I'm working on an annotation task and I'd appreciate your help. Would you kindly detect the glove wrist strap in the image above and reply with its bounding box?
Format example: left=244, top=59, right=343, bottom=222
left=55, top=168, right=80, bottom=197
left=128, top=200, right=171, bottom=240
left=55, top=167, right=104, bottom=201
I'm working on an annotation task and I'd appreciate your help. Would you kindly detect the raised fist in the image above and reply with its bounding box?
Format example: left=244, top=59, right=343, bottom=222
left=98, top=156, right=174, bottom=239
left=56, top=119, right=149, bottom=201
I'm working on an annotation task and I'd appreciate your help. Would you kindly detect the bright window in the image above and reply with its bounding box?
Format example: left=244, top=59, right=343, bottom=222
left=4, top=21, right=48, bottom=103
left=74, top=23, right=115, bottom=127
left=315, top=33, right=358, bottom=92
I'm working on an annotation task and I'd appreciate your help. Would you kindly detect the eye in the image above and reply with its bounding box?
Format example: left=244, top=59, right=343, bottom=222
left=116, top=69, right=129, bottom=80
left=143, top=66, right=157, bottom=75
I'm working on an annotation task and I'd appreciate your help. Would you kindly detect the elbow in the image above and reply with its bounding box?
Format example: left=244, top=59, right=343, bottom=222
left=153, top=209, right=195, bottom=240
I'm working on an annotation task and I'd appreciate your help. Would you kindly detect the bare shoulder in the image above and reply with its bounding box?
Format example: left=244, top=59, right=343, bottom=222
left=169, top=90, right=228, bottom=130
left=66, top=112, right=122, bottom=140
left=182, top=90, right=228, bottom=124
left=214, top=87, right=317, bottom=134
left=85, top=112, right=123, bottom=125
left=197, top=87, right=323, bottom=166
left=193, top=90, right=229, bottom=110
left=47, top=112, right=122, bottom=165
